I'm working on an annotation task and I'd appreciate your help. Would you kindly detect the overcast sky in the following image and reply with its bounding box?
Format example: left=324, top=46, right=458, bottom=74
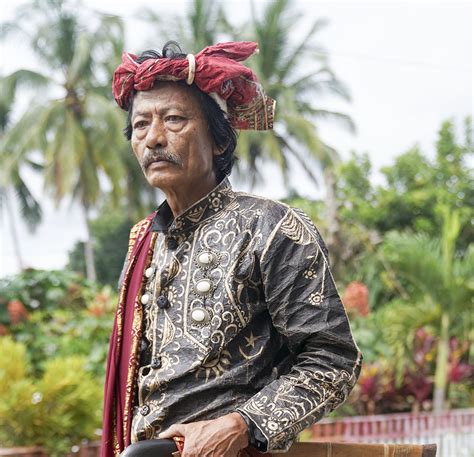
left=0, top=0, right=472, bottom=277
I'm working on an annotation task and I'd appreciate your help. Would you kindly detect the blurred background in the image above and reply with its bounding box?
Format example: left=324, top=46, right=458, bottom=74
left=0, top=0, right=472, bottom=456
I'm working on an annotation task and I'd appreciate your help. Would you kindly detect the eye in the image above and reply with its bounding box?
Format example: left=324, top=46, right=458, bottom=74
left=165, top=115, right=185, bottom=123
left=133, top=120, right=148, bottom=129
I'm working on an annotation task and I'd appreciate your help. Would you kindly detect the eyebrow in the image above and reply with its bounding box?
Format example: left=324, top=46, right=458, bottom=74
left=132, top=105, right=191, bottom=121
left=131, top=111, right=151, bottom=120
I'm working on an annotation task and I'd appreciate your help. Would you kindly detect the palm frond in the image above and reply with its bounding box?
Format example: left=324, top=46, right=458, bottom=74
left=296, top=107, right=356, bottom=133
left=275, top=133, right=320, bottom=186
left=382, top=232, right=445, bottom=301
left=10, top=172, right=43, bottom=231
left=0, top=70, right=51, bottom=131
left=67, top=33, right=94, bottom=86
left=293, top=72, right=352, bottom=102
left=278, top=18, right=328, bottom=81
left=280, top=113, right=322, bottom=157
left=377, top=299, right=442, bottom=378
left=265, top=132, right=289, bottom=183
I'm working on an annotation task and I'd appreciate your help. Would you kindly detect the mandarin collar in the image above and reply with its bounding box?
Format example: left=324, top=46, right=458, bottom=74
left=150, top=178, right=235, bottom=234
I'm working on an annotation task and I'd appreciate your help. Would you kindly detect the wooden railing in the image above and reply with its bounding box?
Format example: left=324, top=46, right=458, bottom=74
left=308, top=408, right=474, bottom=457
left=309, top=408, right=474, bottom=442
left=59, top=408, right=474, bottom=456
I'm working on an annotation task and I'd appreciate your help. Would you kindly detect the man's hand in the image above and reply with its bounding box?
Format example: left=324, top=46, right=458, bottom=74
left=158, top=412, right=249, bottom=457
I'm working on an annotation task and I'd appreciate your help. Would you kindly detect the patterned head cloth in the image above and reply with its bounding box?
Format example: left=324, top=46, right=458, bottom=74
left=112, top=41, right=275, bottom=130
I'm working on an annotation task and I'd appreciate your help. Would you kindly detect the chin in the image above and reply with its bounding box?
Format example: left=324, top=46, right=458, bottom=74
left=145, top=169, right=181, bottom=190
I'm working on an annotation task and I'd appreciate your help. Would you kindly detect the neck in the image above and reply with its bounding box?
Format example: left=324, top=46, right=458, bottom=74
left=164, top=173, right=219, bottom=218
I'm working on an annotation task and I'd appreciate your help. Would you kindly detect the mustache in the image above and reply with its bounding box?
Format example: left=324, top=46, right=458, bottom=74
left=140, top=148, right=183, bottom=170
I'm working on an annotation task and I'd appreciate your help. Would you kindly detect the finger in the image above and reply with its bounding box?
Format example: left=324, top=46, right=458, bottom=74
left=158, top=423, right=186, bottom=438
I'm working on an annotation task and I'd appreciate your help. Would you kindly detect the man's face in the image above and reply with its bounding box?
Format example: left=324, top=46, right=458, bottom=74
left=130, top=82, right=220, bottom=192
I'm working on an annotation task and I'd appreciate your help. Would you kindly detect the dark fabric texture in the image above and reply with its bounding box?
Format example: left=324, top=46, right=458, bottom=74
left=113, top=178, right=361, bottom=453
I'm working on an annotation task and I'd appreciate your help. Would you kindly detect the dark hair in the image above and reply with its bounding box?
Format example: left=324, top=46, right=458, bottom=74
left=124, top=41, right=237, bottom=181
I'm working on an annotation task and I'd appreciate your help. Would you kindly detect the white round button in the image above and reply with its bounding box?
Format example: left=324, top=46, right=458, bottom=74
left=141, top=293, right=150, bottom=305
left=191, top=308, right=210, bottom=323
left=145, top=266, right=155, bottom=278
left=195, top=279, right=212, bottom=294
left=198, top=252, right=214, bottom=266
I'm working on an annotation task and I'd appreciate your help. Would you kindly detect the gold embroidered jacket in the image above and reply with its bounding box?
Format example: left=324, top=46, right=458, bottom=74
left=125, top=178, right=361, bottom=452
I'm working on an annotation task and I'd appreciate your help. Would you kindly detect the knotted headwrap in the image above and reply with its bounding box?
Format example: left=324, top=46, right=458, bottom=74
left=112, top=41, right=275, bottom=130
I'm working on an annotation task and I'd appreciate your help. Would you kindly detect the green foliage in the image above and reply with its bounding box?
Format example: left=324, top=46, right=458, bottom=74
left=349, top=314, right=392, bottom=365
left=365, top=209, right=472, bottom=411
left=13, top=307, right=113, bottom=378
left=377, top=299, right=441, bottom=380
left=0, top=269, right=113, bottom=449
left=335, top=152, right=376, bottom=226
left=332, top=117, right=473, bottom=246
left=0, top=336, right=28, bottom=392
left=68, top=209, right=133, bottom=286
left=0, top=269, right=115, bottom=377
left=326, top=117, right=473, bottom=308
left=380, top=122, right=472, bottom=246
left=0, top=269, right=95, bottom=322
left=381, top=228, right=473, bottom=338
left=0, top=338, right=102, bottom=455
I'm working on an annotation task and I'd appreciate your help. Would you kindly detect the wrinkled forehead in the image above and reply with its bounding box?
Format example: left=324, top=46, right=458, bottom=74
left=131, top=80, right=203, bottom=116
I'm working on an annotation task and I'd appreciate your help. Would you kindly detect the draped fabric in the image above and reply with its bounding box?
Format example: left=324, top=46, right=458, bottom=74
left=112, top=41, right=275, bottom=130
left=101, top=215, right=156, bottom=457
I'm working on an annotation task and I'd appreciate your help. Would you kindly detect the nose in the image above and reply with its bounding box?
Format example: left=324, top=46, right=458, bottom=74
left=145, top=120, right=167, bottom=150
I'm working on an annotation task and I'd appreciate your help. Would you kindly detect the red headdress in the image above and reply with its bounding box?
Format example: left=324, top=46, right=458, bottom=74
left=112, top=41, right=275, bottom=130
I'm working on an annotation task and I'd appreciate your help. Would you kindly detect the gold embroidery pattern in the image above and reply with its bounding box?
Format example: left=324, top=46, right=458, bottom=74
left=239, top=354, right=362, bottom=451
left=279, top=209, right=315, bottom=245
left=124, top=185, right=360, bottom=450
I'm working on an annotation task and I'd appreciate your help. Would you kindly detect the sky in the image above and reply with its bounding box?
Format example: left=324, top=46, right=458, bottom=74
left=0, top=0, right=472, bottom=277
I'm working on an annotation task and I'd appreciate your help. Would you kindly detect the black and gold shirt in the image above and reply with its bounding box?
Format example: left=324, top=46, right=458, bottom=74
left=129, top=178, right=361, bottom=452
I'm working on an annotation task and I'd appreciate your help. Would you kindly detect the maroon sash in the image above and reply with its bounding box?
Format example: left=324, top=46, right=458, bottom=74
left=101, top=216, right=155, bottom=456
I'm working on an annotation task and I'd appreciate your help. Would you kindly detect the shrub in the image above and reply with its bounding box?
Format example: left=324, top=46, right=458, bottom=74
left=0, top=337, right=103, bottom=456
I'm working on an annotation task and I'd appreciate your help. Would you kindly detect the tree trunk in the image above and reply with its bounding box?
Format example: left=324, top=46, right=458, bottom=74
left=82, top=204, right=97, bottom=282
left=433, top=312, right=450, bottom=412
left=4, top=190, right=25, bottom=271
left=323, top=167, right=341, bottom=269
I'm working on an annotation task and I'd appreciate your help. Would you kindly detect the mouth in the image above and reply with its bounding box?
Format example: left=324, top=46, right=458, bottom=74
left=145, top=158, right=172, bottom=169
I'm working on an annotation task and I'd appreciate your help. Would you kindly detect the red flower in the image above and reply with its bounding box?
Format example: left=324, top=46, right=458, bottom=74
left=7, top=299, right=29, bottom=324
left=342, top=281, right=369, bottom=316
left=448, top=361, right=473, bottom=383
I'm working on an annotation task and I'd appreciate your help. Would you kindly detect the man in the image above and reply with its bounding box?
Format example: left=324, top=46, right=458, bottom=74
left=102, top=41, right=361, bottom=457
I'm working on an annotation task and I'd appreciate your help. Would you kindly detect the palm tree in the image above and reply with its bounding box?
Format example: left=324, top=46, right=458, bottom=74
left=1, top=0, right=127, bottom=281
left=0, top=70, right=50, bottom=270
left=378, top=207, right=473, bottom=411
left=139, top=0, right=230, bottom=53
left=235, top=0, right=355, bottom=186
left=235, top=0, right=355, bottom=257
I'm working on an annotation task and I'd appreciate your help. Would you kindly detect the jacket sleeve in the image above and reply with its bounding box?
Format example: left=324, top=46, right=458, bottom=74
left=237, top=207, right=362, bottom=452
